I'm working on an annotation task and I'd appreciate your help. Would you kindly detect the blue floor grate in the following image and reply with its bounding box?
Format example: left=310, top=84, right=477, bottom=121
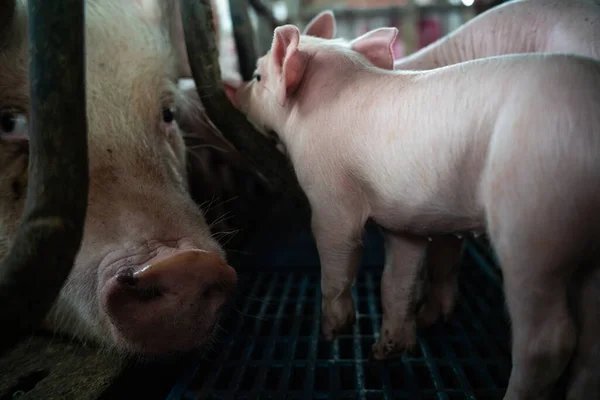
left=166, top=231, right=512, bottom=400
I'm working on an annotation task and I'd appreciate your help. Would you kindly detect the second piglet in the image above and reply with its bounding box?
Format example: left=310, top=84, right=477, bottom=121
left=229, top=25, right=600, bottom=400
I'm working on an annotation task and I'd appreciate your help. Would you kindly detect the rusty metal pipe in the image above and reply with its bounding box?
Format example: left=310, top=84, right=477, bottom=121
left=0, top=0, right=89, bottom=355
left=248, top=0, right=287, bottom=30
left=228, top=0, right=257, bottom=81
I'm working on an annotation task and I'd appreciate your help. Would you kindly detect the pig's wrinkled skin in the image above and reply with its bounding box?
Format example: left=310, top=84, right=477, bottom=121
left=231, top=24, right=600, bottom=399
left=0, top=0, right=238, bottom=358
left=302, top=0, right=600, bottom=332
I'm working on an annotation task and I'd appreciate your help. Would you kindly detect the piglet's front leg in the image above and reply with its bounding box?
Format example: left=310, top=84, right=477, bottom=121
left=311, top=206, right=365, bottom=341
left=371, top=232, right=429, bottom=360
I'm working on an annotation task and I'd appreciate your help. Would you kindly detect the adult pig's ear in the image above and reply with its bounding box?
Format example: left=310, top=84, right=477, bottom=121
left=271, top=25, right=306, bottom=106
left=349, top=27, right=398, bottom=70
left=303, top=10, right=336, bottom=39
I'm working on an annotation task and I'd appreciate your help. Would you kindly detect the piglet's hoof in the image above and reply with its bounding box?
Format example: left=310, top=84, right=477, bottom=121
left=369, top=339, right=406, bottom=361
left=369, top=324, right=419, bottom=361
left=416, top=301, right=441, bottom=328
left=321, top=308, right=356, bottom=341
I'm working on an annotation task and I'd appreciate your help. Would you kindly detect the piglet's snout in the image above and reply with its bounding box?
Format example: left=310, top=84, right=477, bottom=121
left=102, top=249, right=237, bottom=355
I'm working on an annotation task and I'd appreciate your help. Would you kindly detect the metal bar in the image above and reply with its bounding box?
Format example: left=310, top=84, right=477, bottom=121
left=185, top=274, right=268, bottom=398
left=178, top=0, right=311, bottom=246
left=0, top=0, right=16, bottom=50
left=179, top=0, right=285, bottom=193
left=247, top=273, right=294, bottom=399
left=0, top=0, right=89, bottom=355
left=301, top=275, right=321, bottom=399
left=277, top=275, right=310, bottom=398
left=225, top=272, right=280, bottom=397
left=248, top=0, right=288, bottom=29
left=228, top=0, right=258, bottom=81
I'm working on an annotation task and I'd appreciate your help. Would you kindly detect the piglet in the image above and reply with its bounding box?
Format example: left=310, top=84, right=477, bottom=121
left=302, top=11, right=463, bottom=330
left=229, top=24, right=600, bottom=400
left=302, top=0, right=600, bottom=332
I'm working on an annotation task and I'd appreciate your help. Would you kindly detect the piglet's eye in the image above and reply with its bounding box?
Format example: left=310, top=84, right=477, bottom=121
left=162, top=108, right=175, bottom=124
left=252, top=73, right=261, bottom=82
left=0, top=110, right=28, bottom=140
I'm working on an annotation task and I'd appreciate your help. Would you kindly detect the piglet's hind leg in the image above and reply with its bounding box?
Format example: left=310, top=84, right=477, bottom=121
left=565, top=262, right=600, bottom=400
left=371, top=232, right=428, bottom=360
left=486, top=199, right=581, bottom=399
left=496, top=240, right=577, bottom=400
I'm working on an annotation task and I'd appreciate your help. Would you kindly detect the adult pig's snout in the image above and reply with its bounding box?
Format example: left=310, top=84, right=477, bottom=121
left=101, top=249, right=237, bottom=356
left=132, top=249, right=237, bottom=300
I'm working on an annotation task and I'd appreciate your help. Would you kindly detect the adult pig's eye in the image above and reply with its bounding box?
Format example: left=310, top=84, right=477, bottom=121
left=0, top=110, right=28, bottom=140
left=162, top=108, right=175, bottom=124
left=252, top=72, right=261, bottom=82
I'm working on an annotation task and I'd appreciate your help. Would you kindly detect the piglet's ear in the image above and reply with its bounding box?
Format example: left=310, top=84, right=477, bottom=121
left=349, top=27, right=398, bottom=70
left=223, top=80, right=240, bottom=109
left=303, top=10, right=336, bottom=39
left=271, top=25, right=306, bottom=106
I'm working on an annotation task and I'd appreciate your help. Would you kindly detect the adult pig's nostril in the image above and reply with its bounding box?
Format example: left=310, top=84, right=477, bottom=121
left=131, top=249, right=237, bottom=298
left=133, top=249, right=229, bottom=280
left=116, top=267, right=136, bottom=286
left=114, top=267, right=162, bottom=301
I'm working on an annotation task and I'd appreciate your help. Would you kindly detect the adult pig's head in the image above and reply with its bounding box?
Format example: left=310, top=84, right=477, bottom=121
left=0, top=0, right=236, bottom=358
left=226, top=24, right=397, bottom=143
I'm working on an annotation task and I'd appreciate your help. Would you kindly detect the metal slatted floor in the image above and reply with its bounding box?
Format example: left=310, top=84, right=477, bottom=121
left=166, top=232, right=511, bottom=400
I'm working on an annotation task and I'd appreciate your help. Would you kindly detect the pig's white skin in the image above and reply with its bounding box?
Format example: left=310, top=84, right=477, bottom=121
left=304, top=3, right=600, bottom=396
left=0, top=0, right=235, bottom=357
left=393, top=0, right=600, bottom=71
left=235, top=26, right=600, bottom=399
left=309, top=0, right=600, bottom=71
left=303, top=0, right=600, bottom=333
left=303, top=7, right=600, bottom=394
left=303, top=11, right=464, bottom=333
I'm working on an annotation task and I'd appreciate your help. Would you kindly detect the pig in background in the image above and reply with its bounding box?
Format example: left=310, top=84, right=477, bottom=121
left=299, top=0, right=600, bottom=331
left=394, top=0, right=600, bottom=71
left=0, top=0, right=257, bottom=359
left=228, top=20, right=600, bottom=400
